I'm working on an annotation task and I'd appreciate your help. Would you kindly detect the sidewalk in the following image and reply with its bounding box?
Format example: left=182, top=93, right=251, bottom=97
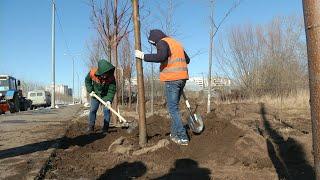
left=0, top=105, right=82, bottom=179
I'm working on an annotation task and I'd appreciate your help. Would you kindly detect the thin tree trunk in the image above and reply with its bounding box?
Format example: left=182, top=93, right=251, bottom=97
left=207, top=32, right=213, bottom=113
left=207, top=1, right=214, bottom=113
left=133, top=0, right=147, bottom=145
left=128, top=79, right=132, bottom=109
left=303, top=1, right=320, bottom=178
left=112, top=0, right=119, bottom=125
left=121, top=68, right=124, bottom=106
left=151, top=64, right=154, bottom=115
left=150, top=46, right=154, bottom=115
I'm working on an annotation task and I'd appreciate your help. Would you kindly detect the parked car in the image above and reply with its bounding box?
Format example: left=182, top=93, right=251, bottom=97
left=27, top=90, right=51, bottom=109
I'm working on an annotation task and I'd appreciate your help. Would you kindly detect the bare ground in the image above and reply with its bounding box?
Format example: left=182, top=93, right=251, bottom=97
left=43, top=102, right=314, bottom=180
left=0, top=105, right=82, bottom=180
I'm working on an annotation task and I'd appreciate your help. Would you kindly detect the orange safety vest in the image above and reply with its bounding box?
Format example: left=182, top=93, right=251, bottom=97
left=89, top=68, right=114, bottom=84
left=160, top=37, right=189, bottom=82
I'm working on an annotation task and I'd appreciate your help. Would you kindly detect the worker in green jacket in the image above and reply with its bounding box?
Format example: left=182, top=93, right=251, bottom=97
left=85, top=59, right=116, bottom=133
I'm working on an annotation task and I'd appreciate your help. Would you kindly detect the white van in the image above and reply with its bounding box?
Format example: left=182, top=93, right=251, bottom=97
left=27, top=90, right=51, bottom=108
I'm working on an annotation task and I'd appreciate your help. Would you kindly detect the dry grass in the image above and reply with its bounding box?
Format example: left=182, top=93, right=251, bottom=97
left=255, top=90, right=310, bottom=111
left=216, top=90, right=310, bottom=115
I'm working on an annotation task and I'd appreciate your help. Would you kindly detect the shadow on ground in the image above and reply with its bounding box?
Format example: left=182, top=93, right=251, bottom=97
left=260, top=103, right=315, bottom=180
left=97, top=158, right=211, bottom=180
left=153, top=158, right=211, bottom=180
left=0, top=132, right=105, bottom=159
left=98, top=161, right=147, bottom=180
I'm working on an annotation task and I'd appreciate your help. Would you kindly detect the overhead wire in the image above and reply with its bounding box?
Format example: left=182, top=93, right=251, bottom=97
left=55, top=4, right=73, bottom=58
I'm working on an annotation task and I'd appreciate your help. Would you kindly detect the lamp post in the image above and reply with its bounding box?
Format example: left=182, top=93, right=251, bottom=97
left=64, top=53, right=81, bottom=104
left=51, top=0, right=55, bottom=108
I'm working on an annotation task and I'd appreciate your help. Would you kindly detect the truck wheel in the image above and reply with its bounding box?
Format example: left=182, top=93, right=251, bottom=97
left=20, top=103, right=26, bottom=111
left=9, top=102, right=15, bottom=113
left=13, top=94, right=20, bottom=112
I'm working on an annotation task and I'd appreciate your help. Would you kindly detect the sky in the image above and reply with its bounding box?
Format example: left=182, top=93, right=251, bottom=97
left=0, top=0, right=304, bottom=97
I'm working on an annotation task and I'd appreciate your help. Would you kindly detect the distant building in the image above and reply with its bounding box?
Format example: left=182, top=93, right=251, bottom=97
left=187, top=76, right=231, bottom=91
left=189, top=77, right=206, bottom=88
left=185, top=81, right=203, bottom=91
left=56, top=85, right=68, bottom=95
left=68, top=88, right=72, bottom=96
left=211, top=77, right=231, bottom=87
left=81, top=86, right=88, bottom=104
left=45, top=84, right=72, bottom=96
left=130, top=76, right=230, bottom=92
left=45, top=84, right=53, bottom=92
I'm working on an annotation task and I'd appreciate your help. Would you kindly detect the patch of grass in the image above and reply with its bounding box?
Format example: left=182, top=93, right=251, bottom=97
left=256, top=90, right=310, bottom=112
left=215, top=90, right=310, bottom=115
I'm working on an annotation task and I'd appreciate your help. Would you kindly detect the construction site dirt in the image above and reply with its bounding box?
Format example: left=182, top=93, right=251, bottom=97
left=41, top=101, right=314, bottom=180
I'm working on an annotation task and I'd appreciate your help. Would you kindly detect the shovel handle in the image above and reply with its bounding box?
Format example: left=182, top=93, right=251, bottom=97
left=182, top=91, right=192, bottom=111
left=89, top=92, right=127, bottom=123
left=182, top=91, right=187, bottom=100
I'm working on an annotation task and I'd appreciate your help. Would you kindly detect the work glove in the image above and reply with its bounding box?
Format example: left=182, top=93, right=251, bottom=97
left=135, top=50, right=144, bottom=60
left=89, top=91, right=95, bottom=96
left=106, top=101, right=111, bottom=107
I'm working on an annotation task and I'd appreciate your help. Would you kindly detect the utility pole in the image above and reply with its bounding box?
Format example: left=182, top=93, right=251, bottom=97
left=64, top=53, right=80, bottom=104
left=207, top=1, right=214, bottom=114
left=51, top=0, right=56, bottom=108
left=303, top=0, right=320, bottom=179
left=132, top=0, right=147, bottom=146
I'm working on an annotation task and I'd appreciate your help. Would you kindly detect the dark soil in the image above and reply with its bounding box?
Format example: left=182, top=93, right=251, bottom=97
left=44, top=102, right=314, bottom=180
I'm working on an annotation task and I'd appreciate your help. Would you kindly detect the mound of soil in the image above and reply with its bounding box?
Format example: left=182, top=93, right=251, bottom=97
left=44, top=102, right=313, bottom=179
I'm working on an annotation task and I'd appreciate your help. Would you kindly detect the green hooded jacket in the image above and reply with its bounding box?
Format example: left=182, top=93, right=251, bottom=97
left=85, top=60, right=116, bottom=102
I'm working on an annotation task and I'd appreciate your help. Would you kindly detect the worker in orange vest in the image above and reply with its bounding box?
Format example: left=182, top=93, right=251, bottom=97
left=135, top=29, right=190, bottom=146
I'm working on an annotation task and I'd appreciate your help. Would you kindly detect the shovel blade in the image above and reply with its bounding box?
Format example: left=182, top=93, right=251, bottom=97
left=187, top=114, right=204, bottom=134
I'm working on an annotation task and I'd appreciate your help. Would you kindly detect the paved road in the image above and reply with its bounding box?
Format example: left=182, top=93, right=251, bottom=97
left=0, top=105, right=82, bottom=180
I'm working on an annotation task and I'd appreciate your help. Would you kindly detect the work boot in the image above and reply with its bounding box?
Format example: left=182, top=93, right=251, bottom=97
left=102, top=124, right=109, bottom=133
left=177, top=138, right=189, bottom=146
left=170, top=134, right=189, bottom=146
left=86, top=125, right=94, bottom=134
left=169, top=134, right=179, bottom=143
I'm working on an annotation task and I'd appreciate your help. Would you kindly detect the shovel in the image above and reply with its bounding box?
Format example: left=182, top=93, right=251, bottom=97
left=89, top=92, right=137, bottom=133
left=182, top=91, right=204, bottom=134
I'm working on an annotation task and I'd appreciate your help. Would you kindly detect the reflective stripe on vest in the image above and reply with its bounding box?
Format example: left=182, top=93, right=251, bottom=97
left=166, top=58, right=186, bottom=64
left=161, top=67, right=188, bottom=73
left=160, top=37, right=189, bottom=82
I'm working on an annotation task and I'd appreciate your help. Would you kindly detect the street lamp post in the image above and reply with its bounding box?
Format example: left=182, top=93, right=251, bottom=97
left=64, top=53, right=80, bottom=104
left=51, top=0, right=56, bottom=108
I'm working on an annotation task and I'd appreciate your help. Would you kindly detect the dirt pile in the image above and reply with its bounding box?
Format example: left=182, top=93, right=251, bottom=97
left=44, top=102, right=313, bottom=179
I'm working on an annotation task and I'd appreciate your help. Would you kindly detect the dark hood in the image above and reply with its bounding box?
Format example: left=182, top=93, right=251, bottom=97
left=148, top=29, right=167, bottom=45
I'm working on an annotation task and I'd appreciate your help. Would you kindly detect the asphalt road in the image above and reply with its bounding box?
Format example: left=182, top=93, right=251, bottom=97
left=0, top=104, right=82, bottom=179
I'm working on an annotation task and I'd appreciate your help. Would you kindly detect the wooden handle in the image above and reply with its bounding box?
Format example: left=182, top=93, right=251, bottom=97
left=182, top=91, right=187, bottom=100
left=89, top=92, right=128, bottom=123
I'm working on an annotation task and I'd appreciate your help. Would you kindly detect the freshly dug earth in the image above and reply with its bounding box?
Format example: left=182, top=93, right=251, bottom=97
left=44, top=103, right=314, bottom=179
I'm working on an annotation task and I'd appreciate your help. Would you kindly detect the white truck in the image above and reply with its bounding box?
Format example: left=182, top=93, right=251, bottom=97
left=27, top=90, right=51, bottom=109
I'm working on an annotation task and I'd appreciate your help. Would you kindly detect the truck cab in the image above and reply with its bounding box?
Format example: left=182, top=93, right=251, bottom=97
left=0, top=75, right=32, bottom=113
left=0, top=75, right=18, bottom=96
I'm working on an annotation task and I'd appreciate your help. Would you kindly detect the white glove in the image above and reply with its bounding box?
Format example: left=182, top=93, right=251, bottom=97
left=106, top=101, right=111, bottom=107
left=89, top=91, right=95, bottom=96
left=135, top=50, right=144, bottom=59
